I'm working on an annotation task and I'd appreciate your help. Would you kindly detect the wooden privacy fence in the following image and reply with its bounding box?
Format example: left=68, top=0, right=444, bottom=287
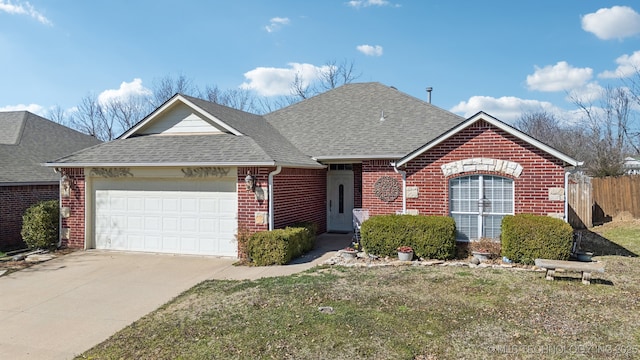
left=568, top=174, right=640, bottom=228
left=568, top=173, right=592, bottom=229
left=592, top=175, right=640, bottom=224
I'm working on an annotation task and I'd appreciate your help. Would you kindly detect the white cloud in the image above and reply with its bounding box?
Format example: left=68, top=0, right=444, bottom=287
left=0, top=103, right=44, bottom=114
left=347, top=0, right=400, bottom=8
left=566, top=82, right=605, bottom=104
left=97, top=78, right=152, bottom=105
left=265, top=17, right=290, bottom=33
left=240, top=63, right=330, bottom=97
left=0, top=0, right=51, bottom=25
left=599, top=50, right=640, bottom=78
left=450, top=96, right=563, bottom=123
left=581, top=6, right=640, bottom=40
left=526, top=61, right=593, bottom=92
left=356, top=44, right=383, bottom=56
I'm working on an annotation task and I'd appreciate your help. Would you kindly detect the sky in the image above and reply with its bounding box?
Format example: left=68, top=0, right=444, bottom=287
left=1, top=0, right=640, bottom=124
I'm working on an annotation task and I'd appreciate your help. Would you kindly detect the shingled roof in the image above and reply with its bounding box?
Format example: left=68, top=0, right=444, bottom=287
left=48, top=94, right=322, bottom=168
left=0, top=111, right=101, bottom=185
left=46, top=82, right=470, bottom=168
left=264, top=82, right=466, bottom=160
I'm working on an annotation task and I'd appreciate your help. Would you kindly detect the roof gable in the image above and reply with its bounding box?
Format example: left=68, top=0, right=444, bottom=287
left=121, top=94, right=243, bottom=138
left=395, top=111, right=581, bottom=167
left=48, top=95, right=323, bottom=169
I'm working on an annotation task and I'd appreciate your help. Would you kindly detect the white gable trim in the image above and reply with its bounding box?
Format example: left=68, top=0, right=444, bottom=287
left=395, top=111, right=581, bottom=167
left=120, top=94, right=243, bottom=139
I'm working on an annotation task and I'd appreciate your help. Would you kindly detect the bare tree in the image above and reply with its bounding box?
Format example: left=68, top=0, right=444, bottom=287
left=290, top=59, right=361, bottom=101
left=570, top=86, right=636, bottom=177
left=151, top=74, right=199, bottom=107
left=204, top=85, right=259, bottom=113
left=515, top=111, right=591, bottom=164
left=317, top=59, right=360, bottom=92
left=46, top=105, right=70, bottom=127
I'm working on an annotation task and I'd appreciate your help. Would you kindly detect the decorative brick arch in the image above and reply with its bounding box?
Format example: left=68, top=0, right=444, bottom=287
left=440, top=158, right=523, bottom=178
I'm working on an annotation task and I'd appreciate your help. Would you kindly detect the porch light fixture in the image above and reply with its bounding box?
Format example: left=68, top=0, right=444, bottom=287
left=245, top=171, right=256, bottom=192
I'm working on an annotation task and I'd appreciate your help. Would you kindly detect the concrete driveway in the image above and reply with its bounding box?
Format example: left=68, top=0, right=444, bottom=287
left=0, top=233, right=350, bottom=360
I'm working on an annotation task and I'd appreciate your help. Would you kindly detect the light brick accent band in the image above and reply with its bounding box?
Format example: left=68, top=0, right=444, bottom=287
left=441, top=158, right=523, bottom=177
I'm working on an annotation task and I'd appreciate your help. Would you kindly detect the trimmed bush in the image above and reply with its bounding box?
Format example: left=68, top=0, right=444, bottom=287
left=247, top=224, right=317, bottom=266
left=21, top=200, right=59, bottom=250
left=501, top=214, right=573, bottom=264
left=360, top=215, right=456, bottom=260
left=289, top=221, right=317, bottom=253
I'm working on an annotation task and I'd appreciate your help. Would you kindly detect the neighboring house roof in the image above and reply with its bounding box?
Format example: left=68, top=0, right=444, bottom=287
left=48, top=94, right=323, bottom=168
left=0, top=111, right=101, bottom=185
left=264, top=82, right=466, bottom=160
left=395, top=112, right=581, bottom=167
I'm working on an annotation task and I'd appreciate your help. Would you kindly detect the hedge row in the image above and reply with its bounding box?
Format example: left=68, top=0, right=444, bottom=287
left=247, top=223, right=316, bottom=265
left=360, top=215, right=456, bottom=260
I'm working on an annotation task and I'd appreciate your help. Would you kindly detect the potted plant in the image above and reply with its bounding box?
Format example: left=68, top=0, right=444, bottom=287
left=469, top=237, right=501, bottom=262
left=340, top=246, right=358, bottom=260
left=397, top=246, right=414, bottom=261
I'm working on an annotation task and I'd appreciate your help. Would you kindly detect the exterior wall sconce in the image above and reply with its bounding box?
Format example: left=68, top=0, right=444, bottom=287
left=245, top=171, right=256, bottom=192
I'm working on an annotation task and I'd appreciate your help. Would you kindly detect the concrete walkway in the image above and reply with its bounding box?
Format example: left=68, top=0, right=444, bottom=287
left=0, top=233, right=351, bottom=360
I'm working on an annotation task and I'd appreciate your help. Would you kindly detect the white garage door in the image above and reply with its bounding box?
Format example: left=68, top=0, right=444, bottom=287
left=94, top=178, right=237, bottom=256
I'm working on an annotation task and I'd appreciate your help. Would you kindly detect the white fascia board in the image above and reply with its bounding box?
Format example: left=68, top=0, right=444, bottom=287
left=120, top=95, right=243, bottom=139
left=44, top=161, right=326, bottom=169
left=312, top=154, right=404, bottom=162
left=44, top=161, right=276, bottom=168
left=396, top=111, right=581, bottom=167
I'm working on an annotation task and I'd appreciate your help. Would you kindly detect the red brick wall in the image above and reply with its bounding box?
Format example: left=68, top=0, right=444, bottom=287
left=60, top=168, right=86, bottom=249
left=362, top=120, right=566, bottom=217
left=237, top=167, right=272, bottom=235
left=273, top=168, right=327, bottom=233
left=0, top=184, right=58, bottom=250
left=237, top=167, right=327, bottom=258
left=353, top=163, right=363, bottom=209
left=362, top=160, right=404, bottom=215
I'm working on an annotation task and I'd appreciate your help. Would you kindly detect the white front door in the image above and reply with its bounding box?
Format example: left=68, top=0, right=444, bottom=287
left=327, top=171, right=354, bottom=232
left=449, top=175, right=514, bottom=240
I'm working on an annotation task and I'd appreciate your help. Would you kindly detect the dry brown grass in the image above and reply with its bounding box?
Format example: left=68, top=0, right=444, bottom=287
left=78, top=223, right=640, bottom=360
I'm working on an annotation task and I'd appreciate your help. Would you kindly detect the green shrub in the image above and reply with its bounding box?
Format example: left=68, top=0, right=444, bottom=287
left=288, top=221, right=317, bottom=253
left=21, top=200, right=59, bottom=250
left=360, top=215, right=456, bottom=260
left=247, top=224, right=316, bottom=266
left=501, top=214, right=573, bottom=264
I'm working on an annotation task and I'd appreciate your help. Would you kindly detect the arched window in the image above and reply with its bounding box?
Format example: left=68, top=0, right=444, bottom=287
left=449, top=175, right=513, bottom=241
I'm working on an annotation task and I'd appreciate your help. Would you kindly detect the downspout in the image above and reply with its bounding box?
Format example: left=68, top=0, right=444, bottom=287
left=391, top=162, right=407, bottom=214
left=564, top=170, right=569, bottom=223
left=268, top=166, right=282, bottom=230
left=54, top=168, right=62, bottom=248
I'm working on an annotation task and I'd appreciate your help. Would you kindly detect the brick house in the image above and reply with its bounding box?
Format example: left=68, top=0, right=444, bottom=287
left=45, top=83, right=580, bottom=257
left=0, top=111, right=101, bottom=251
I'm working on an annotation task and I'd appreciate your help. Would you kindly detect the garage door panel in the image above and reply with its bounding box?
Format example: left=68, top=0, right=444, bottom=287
left=94, top=178, right=237, bottom=256
left=127, top=216, right=144, bottom=230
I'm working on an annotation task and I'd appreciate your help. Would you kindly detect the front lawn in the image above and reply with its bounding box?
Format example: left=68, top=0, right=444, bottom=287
left=79, top=222, right=640, bottom=360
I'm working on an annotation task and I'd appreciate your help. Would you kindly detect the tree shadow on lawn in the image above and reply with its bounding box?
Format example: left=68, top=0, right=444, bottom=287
left=577, top=229, right=638, bottom=257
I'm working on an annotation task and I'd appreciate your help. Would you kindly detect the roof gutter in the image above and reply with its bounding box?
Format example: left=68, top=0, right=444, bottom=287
left=391, top=162, right=406, bottom=214
left=43, top=161, right=325, bottom=169
left=268, top=166, right=282, bottom=231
